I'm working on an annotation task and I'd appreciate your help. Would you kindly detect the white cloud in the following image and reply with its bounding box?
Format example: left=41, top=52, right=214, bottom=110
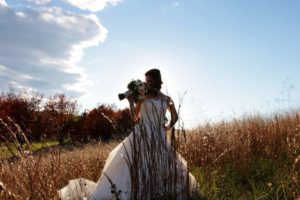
left=171, top=1, right=180, bottom=7
left=0, top=4, right=108, bottom=96
left=64, top=0, right=121, bottom=12
left=0, top=0, right=7, bottom=7
left=27, top=0, right=51, bottom=5
left=163, top=1, right=181, bottom=12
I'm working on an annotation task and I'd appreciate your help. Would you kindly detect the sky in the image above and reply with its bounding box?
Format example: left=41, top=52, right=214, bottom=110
left=0, top=0, right=300, bottom=129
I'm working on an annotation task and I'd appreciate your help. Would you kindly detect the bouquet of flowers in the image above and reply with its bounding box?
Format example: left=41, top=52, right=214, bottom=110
left=118, top=79, right=148, bottom=102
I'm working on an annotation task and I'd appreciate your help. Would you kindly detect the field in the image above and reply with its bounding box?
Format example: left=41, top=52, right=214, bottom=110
left=0, top=110, right=300, bottom=199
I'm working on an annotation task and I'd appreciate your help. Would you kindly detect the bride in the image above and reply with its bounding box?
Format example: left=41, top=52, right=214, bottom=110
left=59, top=69, right=199, bottom=200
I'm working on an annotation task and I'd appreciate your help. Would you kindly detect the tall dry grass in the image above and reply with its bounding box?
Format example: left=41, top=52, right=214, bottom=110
left=120, top=100, right=194, bottom=200
left=177, top=111, right=300, bottom=199
left=0, top=109, right=299, bottom=199
left=0, top=141, right=118, bottom=199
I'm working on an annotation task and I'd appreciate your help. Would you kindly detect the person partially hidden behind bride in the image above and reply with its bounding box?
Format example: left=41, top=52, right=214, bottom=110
left=59, top=69, right=199, bottom=200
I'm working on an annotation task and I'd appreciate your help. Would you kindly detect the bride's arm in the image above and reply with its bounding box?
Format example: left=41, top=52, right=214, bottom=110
left=166, top=96, right=178, bottom=130
left=128, top=97, right=143, bottom=124
left=134, top=100, right=143, bottom=121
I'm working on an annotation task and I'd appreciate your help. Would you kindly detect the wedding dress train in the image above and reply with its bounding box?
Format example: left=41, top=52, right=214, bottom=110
left=59, top=96, right=199, bottom=200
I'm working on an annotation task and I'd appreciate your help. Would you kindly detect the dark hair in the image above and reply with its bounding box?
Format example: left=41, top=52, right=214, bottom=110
left=145, top=68, right=163, bottom=91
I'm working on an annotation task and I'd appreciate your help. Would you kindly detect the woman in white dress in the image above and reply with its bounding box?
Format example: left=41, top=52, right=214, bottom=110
left=59, top=69, right=199, bottom=200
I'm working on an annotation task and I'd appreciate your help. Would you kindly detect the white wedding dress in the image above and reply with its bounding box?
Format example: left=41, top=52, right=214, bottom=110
left=59, top=95, right=198, bottom=200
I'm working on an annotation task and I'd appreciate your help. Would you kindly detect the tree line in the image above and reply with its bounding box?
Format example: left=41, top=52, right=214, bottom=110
left=0, top=89, right=133, bottom=144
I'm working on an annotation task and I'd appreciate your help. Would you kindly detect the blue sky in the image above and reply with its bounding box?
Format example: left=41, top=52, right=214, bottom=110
left=1, top=0, right=300, bottom=128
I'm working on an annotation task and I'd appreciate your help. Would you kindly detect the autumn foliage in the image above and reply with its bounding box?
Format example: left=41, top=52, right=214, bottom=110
left=0, top=89, right=133, bottom=143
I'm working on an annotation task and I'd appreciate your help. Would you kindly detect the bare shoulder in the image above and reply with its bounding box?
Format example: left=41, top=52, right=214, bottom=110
left=159, top=92, right=168, bottom=99
left=159, top=92, right=174, bottom=105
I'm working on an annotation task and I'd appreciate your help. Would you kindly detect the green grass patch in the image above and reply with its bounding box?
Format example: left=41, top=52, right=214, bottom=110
left=190, top=157, right=296, bottom=200
left=0, top=140, right=60, bottom=158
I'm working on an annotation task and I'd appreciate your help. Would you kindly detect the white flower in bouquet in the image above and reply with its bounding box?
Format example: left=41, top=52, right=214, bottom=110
left=118, top=79, right=148, bottom=102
